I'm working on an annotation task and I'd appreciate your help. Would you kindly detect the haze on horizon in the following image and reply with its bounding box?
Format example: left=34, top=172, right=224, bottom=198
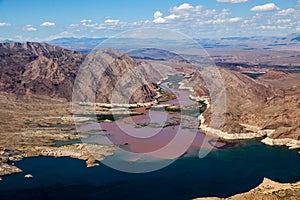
left=0, top=0, right=300, bottom=41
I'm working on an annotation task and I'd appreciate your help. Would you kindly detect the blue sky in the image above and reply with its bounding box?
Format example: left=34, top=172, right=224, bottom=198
left=0, top=0, right=300, bottom=41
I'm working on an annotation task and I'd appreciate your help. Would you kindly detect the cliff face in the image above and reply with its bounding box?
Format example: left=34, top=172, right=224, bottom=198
left=258, top=71, right=300, bottom=140
left=0, top=42, right=160, bottom=103
left=73, top=49, right=160, bottom=104
left=194, top=68, right=300, bottom=141
left=0, top=42, right=84, bottom=100
left=195, top=178, right=300, bottom=200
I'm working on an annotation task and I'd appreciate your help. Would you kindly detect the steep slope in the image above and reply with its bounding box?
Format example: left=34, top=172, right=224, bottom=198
left=0, top=42, right=160, bottom=103
left=73, top=48, right=160, bottom=103
left=195, top=178, right=300, bottom=200
left=194, top=68, right=300, bottom=143
left=0, top=42, right=84, bottom=99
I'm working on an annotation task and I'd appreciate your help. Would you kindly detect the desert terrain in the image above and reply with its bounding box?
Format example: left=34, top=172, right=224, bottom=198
left=0, top=40, right=299, bottom=199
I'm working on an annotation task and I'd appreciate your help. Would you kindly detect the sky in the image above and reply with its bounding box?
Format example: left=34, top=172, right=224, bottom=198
left=0, top=0, right=300, bottom=41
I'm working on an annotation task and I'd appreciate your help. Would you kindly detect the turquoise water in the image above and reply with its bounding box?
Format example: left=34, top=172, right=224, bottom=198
left=1, top=140, right=300, bottom=200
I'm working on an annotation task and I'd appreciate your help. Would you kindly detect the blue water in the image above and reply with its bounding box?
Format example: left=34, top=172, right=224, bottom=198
left=1, top=140, right=300, bottom=200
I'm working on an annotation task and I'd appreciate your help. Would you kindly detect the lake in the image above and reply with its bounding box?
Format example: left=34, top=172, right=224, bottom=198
left=0, top=140, right=300, bottom=200
left=1, top=74, right=299, bottom=200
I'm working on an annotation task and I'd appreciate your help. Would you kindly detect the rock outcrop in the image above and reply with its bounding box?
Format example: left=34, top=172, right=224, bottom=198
left=0, top=42, right=84, bottom=100
left=195, top=178, right=300, bottom=200
left=73, top=48, right=161, bottom=104
left=0, top=42, right=161, bottom=103
left=194, top=68, right=300, bottom=147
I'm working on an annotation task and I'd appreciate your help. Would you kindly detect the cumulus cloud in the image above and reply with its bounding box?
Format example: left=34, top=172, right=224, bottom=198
left=104, top=19, right=120, bottom=24
left=24, top=25, right=37, bottom=31
left=39, top=2, right=300, bottom=39
left=217, top=0, right=248, bottom=3
left=40, top=22, right=55, bottom=27
left=69, top=24, right=79, bottom=27
left=153, top=17, right=166, bottom=23
left=259, top=25, right=285, bottom=30
left=228, top=17, right=242, bottom=22
left=277, top=8, right=295, bottom=15
left=165, top=14, right=180, bottom=20
left=26, top=27, right=37, bottom=31
left=80, top=19, right=92, bottom=23
left=153, top=11, right=166, bottom=23
left=154, top=11, right=163, bottom=19
left=172, top=3, right=193, bottom=11
left=0, top=22, right=10, bottom=27
left=250, top=3, right=280, bottom=12
left=276, top=19, right=291, bottom=24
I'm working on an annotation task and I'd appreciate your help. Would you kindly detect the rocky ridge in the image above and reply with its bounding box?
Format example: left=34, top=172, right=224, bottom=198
left=195, top=178, right=300, bottom=200
left=194, top=68, right=300, bottom=150
left=0, top=42, right=160, bottom=103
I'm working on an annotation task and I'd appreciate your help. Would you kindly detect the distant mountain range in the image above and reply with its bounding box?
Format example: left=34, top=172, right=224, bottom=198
left=48, top=37, right=107, bottom=53
left=1, top=33, right=300, bottom=53
left=48, top=34, right=300, bottom=53
left=127, top=48, right=188, bottom=62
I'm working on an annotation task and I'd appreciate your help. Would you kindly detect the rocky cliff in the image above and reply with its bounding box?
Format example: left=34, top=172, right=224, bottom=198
left=195, top=68, right=300, bottom=145
left=0, top=42, right=84, bottom=100
left=73, top=48, right=160, bottom=104
left=0, top=42, right=160, bottom=103
left=195, top=178, right=300, bottom=200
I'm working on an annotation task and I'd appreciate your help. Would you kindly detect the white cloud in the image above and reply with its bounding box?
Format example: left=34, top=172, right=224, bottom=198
left=250, top=3, right=280, bottom=12
left=172, top=3, right=193, bottom=11
left=24, top=25, right=37, bottom=31
left=220, top=8, right=232, bottom=16
left=165, top=14, right=180, bottom=20
left=276, top=19, right=291, bottom=24
left=154, top=11, right=163, bottom=19
left=69, top=24, right=79, bottom=27
left=208, top=19, right=226, bottom=24
left=104, top=19, right=120, bottom=24
left=26, top=27, right=37, bottom=31
left=20, top=2, right=300, bottom=40
left=80, top=19, right=92, bottom=23
left=277, top=8, right=295, bottom=15
left=0, top=22, right=10, bottom=27
left=83, top=23, right=98, bottom=27
left=153, top=17, right=166, bottom=23
left=47, top=31, right=74, bottom=40
left=40, top=22, right=55, bottom=27
left=296, top=27, right=300, bottom=32
left=153, top=11, right=166, bottom=23
left=217, top=0, right=248, bottom=3
left=259, top=25, right=285, bottom=30
left=228, top=17, right=242, bottom=22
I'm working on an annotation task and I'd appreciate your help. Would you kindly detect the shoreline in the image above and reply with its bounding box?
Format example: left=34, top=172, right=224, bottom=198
left=197, top=100, right=300, bottom=153
left=0, top=143, right=115, bottom=178
left=192, top=83, right=300, bottom=153
left=261, top=137, right=300, bottom=150
left=194, top=177, right=300, bottom=200
left=1, top=74, right=299, bottom=183
left=0, top=76, right=177, bottom=179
